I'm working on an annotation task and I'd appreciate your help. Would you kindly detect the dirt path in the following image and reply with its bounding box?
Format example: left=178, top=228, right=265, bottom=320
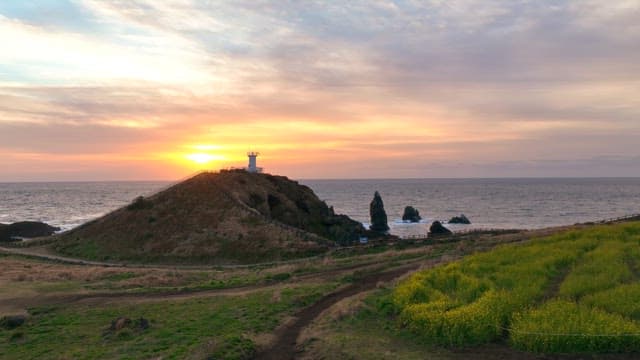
left=0, top=245, right=131, bottom=267
left=0, top=245, right=329, bottom=270
left=0, top=224, right=573, bottom=271
left=0, top=282, right=291, bottom=313
left=0, top=251, right=432, bottom=314
left=254, top=260, right=443, bottom=360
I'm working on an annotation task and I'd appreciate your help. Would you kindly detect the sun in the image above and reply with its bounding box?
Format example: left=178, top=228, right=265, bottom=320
left=185, top=153, right=219, bottom=164
left=178, top=144, right=227, bottom=168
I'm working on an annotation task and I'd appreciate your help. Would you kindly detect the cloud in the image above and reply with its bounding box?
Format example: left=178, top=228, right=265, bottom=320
left=0, top=1, right=639, bottom=180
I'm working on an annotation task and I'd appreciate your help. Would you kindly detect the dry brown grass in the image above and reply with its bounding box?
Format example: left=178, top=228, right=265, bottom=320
left=0, top=257, right=140, bottom=283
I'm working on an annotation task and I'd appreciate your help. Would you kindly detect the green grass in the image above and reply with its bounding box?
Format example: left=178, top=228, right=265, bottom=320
left=510, top=300, right=640, bottom=353
left=582, top=284, right=640, bottom=320
left=391, top=222, right=640, bottom=353
left=558, top=239, right=634, bottom=300
left=0, top=283, right=337, bottom=359
left=99, top=272, right=139, bottom=282
left=306, top=288, right=520, bottom=360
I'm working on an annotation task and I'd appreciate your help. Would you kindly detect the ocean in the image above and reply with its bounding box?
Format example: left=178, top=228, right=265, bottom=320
left=1, top=178, right=639, bottom=238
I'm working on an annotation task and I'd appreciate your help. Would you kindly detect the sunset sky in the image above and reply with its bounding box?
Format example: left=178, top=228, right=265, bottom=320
left=1, top=1, right=639, bottom=181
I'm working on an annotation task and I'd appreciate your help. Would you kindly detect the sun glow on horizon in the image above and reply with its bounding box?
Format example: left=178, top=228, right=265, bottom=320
left=185, top=152, right=225, bottom=165
left=1, top=2, right=639, bottom=181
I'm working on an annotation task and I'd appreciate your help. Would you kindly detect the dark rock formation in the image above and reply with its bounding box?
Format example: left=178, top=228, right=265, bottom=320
left=0, top=221, right=60, bottom=242
left=448, top=214, right=471, bottom=224
left=369, top=191, right=389, bottom=233
left=402, top=206, right=422, bottom=222
left=428, top=221, right=452, bottom=236
left=1, top=315, right=27, bottom=330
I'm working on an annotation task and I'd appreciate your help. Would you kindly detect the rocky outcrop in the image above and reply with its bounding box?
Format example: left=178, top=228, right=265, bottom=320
left=428, top=221, right=452, bottom=236
left=448, top=214, right=471, bottom=224
left=0, top=221, right=60, bottom=242
left=402, top=206, right=421, bottom=222
left=369, top=191, right=389, bottom=233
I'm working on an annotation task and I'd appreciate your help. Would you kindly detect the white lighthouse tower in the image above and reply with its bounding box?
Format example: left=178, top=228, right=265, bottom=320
left=247, top=152, right=262, bottom=173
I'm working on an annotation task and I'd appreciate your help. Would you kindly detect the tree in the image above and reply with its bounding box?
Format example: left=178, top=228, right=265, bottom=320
left=369, top=191, right=389, bottom=233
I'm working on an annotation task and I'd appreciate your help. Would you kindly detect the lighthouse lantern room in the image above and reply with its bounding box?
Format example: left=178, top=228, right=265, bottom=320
left=247, top=152, right=262, bottom=173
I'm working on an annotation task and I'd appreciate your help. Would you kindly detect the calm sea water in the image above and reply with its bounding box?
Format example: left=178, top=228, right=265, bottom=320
left=1, top=178, right=639, bottom=238
left=302, top=178, right=640, bottom=237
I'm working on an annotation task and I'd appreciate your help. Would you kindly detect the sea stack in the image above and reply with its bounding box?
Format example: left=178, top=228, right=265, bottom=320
left=448, top=214, right=471, bottom=224
left=369, top=191, right=390, bottom=233
left=402, top=206, right=421, bottom=222
left=428, top=221, right=452, bottom=236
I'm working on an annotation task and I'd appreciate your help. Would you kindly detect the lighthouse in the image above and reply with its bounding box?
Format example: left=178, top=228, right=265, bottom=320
left=247, top=152, right=262, bottom=173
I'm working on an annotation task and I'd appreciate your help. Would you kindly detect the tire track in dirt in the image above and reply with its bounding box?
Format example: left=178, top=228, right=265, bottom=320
left=0, top=254, right=431, bottom=313
left=254, top=258, right=454, bottom=360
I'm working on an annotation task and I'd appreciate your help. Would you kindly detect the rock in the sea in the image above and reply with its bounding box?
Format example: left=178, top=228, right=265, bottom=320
left=402, top=206, right=422, bottom=223
left=448, top=214, right=471, bottom=224
left=0, top=221, right=60, bottom=242
left=369, top=191, right=389, bottom=233
left=0, top=315, right=27, bottom=330
left=428, top=221, right=452, bottom=236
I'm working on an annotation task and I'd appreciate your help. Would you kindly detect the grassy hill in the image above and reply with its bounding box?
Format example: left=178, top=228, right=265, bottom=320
left=52, top=170, right=365, bottom=264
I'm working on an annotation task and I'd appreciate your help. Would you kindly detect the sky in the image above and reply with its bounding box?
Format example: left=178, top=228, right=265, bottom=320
left=1, top=0, right=639, bottom=181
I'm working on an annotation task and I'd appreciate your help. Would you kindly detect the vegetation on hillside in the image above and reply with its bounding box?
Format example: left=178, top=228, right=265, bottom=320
left=52, top=171, right=365, bottom=264
left=391, top=222, right=640, bottom=353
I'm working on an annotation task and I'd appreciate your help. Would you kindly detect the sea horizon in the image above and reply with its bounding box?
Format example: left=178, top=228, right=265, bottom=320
left=3, top=177, right=640, bottom=237
left=2, top=175, right=640, bottom=184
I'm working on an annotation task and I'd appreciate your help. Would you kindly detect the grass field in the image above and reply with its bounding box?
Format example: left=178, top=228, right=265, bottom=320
left=390, top=222, right=640, bottom=353
left=0, top=283, right=336, bottom=360
left=6, top=223, right=637, bottom=358
left=0, top=236, right=458, bottom=359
